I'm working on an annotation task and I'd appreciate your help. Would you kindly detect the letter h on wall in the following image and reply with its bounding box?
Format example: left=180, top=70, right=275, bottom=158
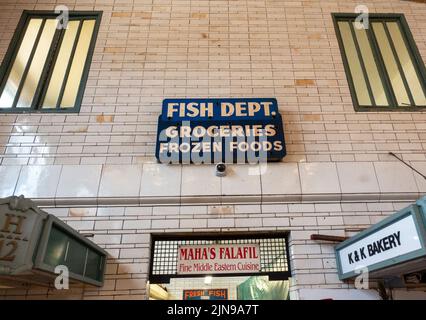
left=1, top=214, right=26, bottom=234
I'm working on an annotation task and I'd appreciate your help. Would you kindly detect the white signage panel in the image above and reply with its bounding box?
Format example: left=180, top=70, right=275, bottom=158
left=177, top=243, right=261, bottom=275
left=338, top=215, right=422, bottom=275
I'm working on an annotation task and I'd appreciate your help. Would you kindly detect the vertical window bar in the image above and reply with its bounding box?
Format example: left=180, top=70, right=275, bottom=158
left=82, top=248, right=89, bottom=277
left=390, top=21, right=426, bottom=106
left=16, top=19, right=57, bottom=109
left=372, top=22, right=411, bottom=107
left=348, top=20, right=376, bottom=106
left=353, top=22, right=389, bottom=106
left=55, top=19, right=84, bottom=110
left=31, top=22, right=63, bottom=110
left=0, top=18, right=35, bottom=101
left=337, top=21, right=372, bottom=106
left=40, top=20, right=81, bottom=110
left=10, top=18, right=46, bottom=109
left=64, top=241, right=70, bottom=261
left=19, top=19, right=61, bottom=110
left=60, top=19, right=96, bottom=109
left=382, top=21, right=415, bottom=107
left=364, top=21, right=397, bottom=107
left=399, top=16, right=426, bottom=105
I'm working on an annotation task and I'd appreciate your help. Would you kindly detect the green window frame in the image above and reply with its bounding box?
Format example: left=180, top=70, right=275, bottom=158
left=332, top=13, right=426, bottom=111
left=0, top=10, right=102, bottom=113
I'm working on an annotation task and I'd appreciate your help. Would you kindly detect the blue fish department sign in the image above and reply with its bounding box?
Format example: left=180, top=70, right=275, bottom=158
left=155, top=98, right=286, bottom=164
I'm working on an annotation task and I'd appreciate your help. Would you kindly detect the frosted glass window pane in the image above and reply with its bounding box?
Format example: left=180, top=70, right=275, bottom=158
left=60, top=20, right=95, bottom=109
left=16, top=19, right=57, bottom=108
left=387, top=22, right=426, bottom=106
left=0, top=19, right=42, bottom=108
left=42, top=21, right=80, bottom=109
left=373, top=22, right=411, bottom=106
left=353, top=23, right=389, bottom=106
left=338, top=21, right=371, bottom=106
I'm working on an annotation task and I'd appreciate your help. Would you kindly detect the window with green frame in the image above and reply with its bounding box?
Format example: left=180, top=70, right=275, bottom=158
left=0, top=11, right=102, bottom=113
left=332, top=14, right=426, bottom=111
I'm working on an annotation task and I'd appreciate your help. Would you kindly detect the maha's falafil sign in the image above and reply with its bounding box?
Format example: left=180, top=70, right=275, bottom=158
left=155, top=98, right=286, bottom=163
left=177, top=244, right=261, bottom=275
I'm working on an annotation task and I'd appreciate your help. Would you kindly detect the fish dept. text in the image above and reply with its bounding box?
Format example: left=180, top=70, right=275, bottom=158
left=165, top=100, right=276, bottom=119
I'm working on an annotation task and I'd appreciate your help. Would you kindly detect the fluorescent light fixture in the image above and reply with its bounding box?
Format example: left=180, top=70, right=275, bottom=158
left=204, top=276, right=212, bottom=285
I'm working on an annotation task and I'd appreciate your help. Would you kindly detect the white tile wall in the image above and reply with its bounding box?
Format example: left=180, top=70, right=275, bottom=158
left=0, top=199, right=419, bottom=300
left=0, top=161, right=423, bottom=205
left=1, top=0, right=426, bottom=301
left=261, top=162, right=301, bottom=198
left=99, top=164, right=142, bottom=197
left=299, top=163, right=341, bottom=194
left=0, top=166, right=20, bottom=197
left=56, top=165, right=102, bottom=197
left=140, top=163, right=181, bottom=197
left=181, top=165, right=220, bottom=196
left=374, top=162, right=418, bottom=193
left=221, top=165, right=261, bottom=197
left=14, top=165, right=61, bottom=198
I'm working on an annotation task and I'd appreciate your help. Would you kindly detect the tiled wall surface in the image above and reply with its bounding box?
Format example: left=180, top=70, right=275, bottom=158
left=1, top=0, right=426, bottom=300
left=0, top=0, right=426, bottom=165
left=0, top=200, right=421, bottom=299
left=1, top=162, right=426, bottom=205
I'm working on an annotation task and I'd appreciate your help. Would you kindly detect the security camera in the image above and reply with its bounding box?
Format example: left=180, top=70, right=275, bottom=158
left=215, top=162, right=227, bottom=177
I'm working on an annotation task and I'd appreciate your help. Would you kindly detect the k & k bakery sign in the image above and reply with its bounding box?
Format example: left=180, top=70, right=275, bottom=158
left=177, top=243, right=261, bottom=275
left=155, top=98, right=286, bottom=163
left=336, top=203, right=426, bottom=280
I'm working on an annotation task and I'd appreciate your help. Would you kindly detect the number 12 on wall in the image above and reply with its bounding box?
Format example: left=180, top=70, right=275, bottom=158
left=0, top=240, right=17, bottom=262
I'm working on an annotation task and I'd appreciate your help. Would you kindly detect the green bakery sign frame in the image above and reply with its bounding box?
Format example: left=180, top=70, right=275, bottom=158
left=336, top=197, right=426, bottom=280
